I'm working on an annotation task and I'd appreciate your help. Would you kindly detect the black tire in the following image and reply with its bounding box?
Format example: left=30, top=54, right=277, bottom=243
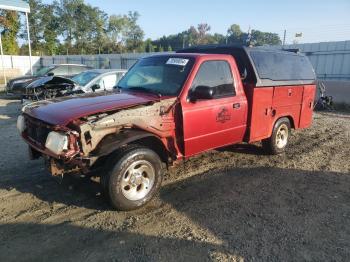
left=101, top=145, right=164, bottom=211
left=262, top=117, right=291, bottom=155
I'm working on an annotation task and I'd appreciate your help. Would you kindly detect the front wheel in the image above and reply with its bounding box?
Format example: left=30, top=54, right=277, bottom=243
left=101, top=145, right=164, bottom=211
left=262, top=117, right=291, bottom=155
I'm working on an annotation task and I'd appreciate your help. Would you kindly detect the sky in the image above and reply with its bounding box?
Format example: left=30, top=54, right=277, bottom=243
left=42, top=0, right=350, bottom=44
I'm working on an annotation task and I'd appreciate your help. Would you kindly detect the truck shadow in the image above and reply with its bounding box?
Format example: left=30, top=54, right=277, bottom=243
left=1, top=166, right=349, bottom=261
left=0, top=168, right=111, bottom=211
left=218, top=142, right=267, bottom=155
left=0, top=222, right=241, bottom=262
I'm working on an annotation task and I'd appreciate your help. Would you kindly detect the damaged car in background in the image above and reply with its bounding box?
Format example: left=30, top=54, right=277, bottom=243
left=22, top=69, right=127, bottom=103
left=7, top=64, right=93, bottom=95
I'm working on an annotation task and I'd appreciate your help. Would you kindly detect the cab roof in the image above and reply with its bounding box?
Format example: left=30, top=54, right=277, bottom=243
left=146, top=53, right=231, bottom=59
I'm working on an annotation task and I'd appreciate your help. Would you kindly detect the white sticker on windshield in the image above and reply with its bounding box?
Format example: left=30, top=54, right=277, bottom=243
left=166, top=58, right=189, bottom=66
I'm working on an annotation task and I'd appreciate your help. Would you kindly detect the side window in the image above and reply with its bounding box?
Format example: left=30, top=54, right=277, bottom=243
left=192, top=61, right=236, bottom=98
left=70, top=66, right=87, bottom=75
left=250, top=51, right=315, bottom=81
left=98, top=74, right=118, bottom=90
left=51, top=65, right=69, bottom=76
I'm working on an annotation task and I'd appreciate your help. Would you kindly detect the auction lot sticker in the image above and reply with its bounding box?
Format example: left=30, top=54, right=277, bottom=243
left=166, top=58, right=189, bottom=66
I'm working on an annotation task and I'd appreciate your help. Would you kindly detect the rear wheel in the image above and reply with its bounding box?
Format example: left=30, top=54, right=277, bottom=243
left=101, top=145, right=164, bottom=211
left=262, top=117, right=291, bottom=155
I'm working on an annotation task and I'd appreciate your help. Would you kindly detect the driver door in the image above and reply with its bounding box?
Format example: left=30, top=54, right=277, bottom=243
left=181, top=60, right=247, bottom=157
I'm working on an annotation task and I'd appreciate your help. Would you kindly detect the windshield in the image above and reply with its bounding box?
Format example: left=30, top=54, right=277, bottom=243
left=118, top=56, right=195, bottom=96
left=34, top=66, right=54, bottom=77
left=71, top=71, right=100, bottom=86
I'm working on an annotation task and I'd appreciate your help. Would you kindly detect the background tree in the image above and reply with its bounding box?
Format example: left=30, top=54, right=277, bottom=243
left=108, top=14, right=128, bottom=52
left=24, top=0, right=45, bottom=53
left=197, top=23, right=211, bottom=44
left=41, top=4, right=60, bottom=55
left=227, top=24, right=244, bottom=44
left=186, top=26, right=199, bottom=46
left=92, top=8, right=108, bottom=54
left=4, top=1, right=283, bottom=56
left=211, top=33, right=226, bottom=45
left=53, top=0, right=83, bottom=52
left=0, top=11, right=20, bottom=54
left=250, top=30, right=281, bottom=46
left=144, top=38, right=154, bottom=52
left=124, top=11, right=145, bottom=52
left=72, top=3, right=107, bottom=54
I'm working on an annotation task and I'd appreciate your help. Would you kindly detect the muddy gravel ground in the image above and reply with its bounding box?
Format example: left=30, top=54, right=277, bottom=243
left=0, top=98, right=349, bottom=262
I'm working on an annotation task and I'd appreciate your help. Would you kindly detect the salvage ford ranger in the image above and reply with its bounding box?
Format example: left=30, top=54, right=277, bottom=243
left=18, top=45, right=316, bottom=211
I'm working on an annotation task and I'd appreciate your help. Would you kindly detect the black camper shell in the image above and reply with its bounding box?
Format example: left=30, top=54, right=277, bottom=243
left=177, top=45, right=316, bottom=87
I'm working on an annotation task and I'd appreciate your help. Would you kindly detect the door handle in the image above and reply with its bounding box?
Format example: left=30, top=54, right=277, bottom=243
left=233, top=103, right=240, bottom=109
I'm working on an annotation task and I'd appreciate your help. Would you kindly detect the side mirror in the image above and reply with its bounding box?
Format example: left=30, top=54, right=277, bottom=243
left=189, top=85, right=215, bottom=102
left=47, top=72, right=54, bottom=76
left=91, top=84, right=100, bottom=92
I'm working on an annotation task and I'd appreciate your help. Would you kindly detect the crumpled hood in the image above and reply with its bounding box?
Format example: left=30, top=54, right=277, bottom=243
left=26, top=76, right=76, bottom=89
left=23, top=91, right=160, bottom=126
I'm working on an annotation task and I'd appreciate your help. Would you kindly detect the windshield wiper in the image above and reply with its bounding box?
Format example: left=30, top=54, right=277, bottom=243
left=124, top=86, right=162, bottom=98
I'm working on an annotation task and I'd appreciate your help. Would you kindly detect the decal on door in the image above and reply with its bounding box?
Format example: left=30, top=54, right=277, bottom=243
left=216, top=107, right=231, bottom=123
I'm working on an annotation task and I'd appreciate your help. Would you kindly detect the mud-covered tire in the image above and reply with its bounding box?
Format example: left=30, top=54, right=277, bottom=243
left=262, top=117, right=291, bottom=155
left=101, top=145, right=164, bottom=211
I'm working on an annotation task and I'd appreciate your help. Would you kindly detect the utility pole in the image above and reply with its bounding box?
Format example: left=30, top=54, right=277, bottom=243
left=246, top=25, right=252, bottom=46
left=25, top=12, right=33, bottom=76
left=282, top=29, right=286, bottom=47
left=0, top=29, right=6, bottom=86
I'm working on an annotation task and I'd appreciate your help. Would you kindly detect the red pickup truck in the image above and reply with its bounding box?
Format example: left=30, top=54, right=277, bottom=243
left=18, top=45, right=316, bottom=210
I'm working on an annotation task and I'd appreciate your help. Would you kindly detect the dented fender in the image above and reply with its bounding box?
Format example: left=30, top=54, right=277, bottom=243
left=78, top=97, right=178, bottom=157
left=90, top=129, right=160, bottom=157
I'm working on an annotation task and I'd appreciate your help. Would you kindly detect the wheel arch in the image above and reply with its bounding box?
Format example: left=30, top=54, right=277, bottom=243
left=284, top=115, right=295, bottom=129
left=266, top=115, right=293, bottom=140
left=91, top=129, right=170, bottom=164
left=263, top=115, right=292, bottom=155
left=271, top=115, right=294, bottom=131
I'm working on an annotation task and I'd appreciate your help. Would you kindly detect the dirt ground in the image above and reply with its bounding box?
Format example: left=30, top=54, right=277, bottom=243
left=0, top=97, right=349, bottom=262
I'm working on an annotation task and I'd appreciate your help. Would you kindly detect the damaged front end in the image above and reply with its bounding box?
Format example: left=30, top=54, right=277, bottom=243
left=23, top=76, right=77, bottom=103
left=19, top=97, right=179, bottom=177
left=18, top=113, right=84, bottom=176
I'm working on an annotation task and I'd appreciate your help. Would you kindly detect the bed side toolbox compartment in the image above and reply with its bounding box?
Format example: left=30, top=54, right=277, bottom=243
left=299, top=85, right=317, bottom=128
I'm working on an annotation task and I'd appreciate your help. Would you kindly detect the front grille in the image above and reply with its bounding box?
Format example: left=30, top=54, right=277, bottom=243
left=25, top=117, right=51, bottom=146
